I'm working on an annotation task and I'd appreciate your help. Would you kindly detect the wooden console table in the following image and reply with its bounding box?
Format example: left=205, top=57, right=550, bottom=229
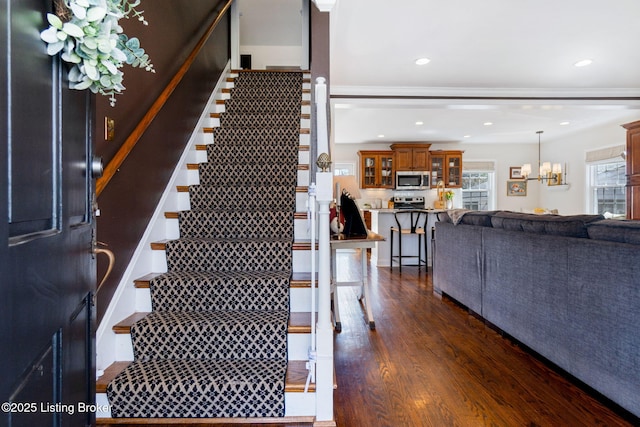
left=330, top=232, right=385, bottom=331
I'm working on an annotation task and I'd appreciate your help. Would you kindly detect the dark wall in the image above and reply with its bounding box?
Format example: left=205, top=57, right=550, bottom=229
left=96, top=1, right=230, bottom=322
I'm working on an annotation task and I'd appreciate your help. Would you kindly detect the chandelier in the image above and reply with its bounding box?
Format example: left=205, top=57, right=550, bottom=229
left=521, top=131, right=565, bottom=185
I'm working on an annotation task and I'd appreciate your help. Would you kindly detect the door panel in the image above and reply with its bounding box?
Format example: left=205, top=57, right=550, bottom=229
left=1, top=1, right=96, bottom=426
left=8, top=0, right=60, bottom=240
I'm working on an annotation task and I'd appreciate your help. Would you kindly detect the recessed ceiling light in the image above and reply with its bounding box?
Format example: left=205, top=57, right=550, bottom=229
left=415, top=57, right=431, bottom=65
left=560, top=121, right=570, bottom=126
left=415, top=121, right=424, bottom=126
left=377, top=134, right=385, bottom=138
left=463, top=135, right=471, bottom=138
left=574, top=59, right=593, bottom=67
left=484, top=122, right=493, bottom=126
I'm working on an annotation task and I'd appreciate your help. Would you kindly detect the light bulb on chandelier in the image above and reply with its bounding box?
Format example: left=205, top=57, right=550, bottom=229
left=520, top=131, right=566, bottom=186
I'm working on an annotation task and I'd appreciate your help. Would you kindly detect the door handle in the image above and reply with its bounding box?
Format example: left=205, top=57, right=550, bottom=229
left=92, top=242, right=115, bottom=305
left=91, top=156, right=104, bottom=178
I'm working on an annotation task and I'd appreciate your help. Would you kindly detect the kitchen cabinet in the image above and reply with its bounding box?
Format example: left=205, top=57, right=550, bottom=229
left=622, top=120, right=640, bottom=219
left=358, top=151, right=394, bottom=189
left=430, top=150, right=463, bottom=188
left=391, top=143, right=431, bottom=171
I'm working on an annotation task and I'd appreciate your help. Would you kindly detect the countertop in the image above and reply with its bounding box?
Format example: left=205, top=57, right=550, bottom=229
left=364, top=208, right=447, bottom=214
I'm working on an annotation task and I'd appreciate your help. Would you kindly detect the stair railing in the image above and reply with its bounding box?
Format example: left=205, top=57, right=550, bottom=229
left=311, top=77, right=334, bottom=422
left=95, top=0, right=233, bottom=197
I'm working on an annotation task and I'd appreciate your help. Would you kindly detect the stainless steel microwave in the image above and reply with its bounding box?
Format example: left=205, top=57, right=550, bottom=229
left=395, top=171, right=430, bottom=190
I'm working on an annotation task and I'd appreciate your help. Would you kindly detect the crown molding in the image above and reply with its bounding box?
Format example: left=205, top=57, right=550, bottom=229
left=330, top=85, right=640, bottom=101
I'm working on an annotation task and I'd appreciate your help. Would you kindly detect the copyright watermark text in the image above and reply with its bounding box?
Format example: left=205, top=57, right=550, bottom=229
left=1, top=402, right=110, bottom=415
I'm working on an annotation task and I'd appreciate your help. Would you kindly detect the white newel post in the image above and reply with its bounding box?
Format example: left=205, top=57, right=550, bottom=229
left=313, top=76, right=334, bottom=423
left=315, top=172, right=334, bottom=422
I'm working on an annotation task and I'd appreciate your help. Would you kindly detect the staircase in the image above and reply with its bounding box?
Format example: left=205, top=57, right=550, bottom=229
left=96, top=69, right=321, bottom=422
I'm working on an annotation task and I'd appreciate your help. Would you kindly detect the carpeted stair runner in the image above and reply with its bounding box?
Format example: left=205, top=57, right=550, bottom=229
left=106, top=71, right=303, bottom=418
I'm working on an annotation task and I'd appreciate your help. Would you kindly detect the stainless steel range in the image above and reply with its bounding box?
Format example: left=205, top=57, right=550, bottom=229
left=393, top=196, right=425, bottom=210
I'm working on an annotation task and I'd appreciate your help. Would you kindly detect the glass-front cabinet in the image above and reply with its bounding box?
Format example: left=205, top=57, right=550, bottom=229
left=358, top=150, right=394, bottom=189
left=430, top=150, right=463, bottom=188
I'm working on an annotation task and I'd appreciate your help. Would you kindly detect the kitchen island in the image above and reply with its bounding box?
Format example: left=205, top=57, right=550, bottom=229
left=368, top=208, right=446, bottom=267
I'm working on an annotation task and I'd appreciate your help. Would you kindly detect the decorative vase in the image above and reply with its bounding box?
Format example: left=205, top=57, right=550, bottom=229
left=446, top=199, right=453, bottom=209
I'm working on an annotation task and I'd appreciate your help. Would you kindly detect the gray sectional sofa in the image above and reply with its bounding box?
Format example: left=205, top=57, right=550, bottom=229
left=433, top=211, right=640, bottom=417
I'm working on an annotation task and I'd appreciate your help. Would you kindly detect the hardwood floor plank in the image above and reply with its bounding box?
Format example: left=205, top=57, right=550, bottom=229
left=332, top=251, right=637, bottom=426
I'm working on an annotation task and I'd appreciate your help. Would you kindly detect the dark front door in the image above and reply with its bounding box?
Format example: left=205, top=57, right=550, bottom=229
left=1, top=1, right=96, bottom=426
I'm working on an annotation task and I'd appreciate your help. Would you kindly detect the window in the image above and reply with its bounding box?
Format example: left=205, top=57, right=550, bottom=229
left=589, top=161, right=626, bottom=217
left=462, top=171, right=494, bottom=210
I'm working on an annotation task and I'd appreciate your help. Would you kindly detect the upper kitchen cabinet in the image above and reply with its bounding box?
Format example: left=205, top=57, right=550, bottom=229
left=430, top=150, right=463, bottom=188
left=622, top=120, right=640, bottom=219
left=358, top=150, right=394, bottom=189
left=391, top=143, right=431, bottom=171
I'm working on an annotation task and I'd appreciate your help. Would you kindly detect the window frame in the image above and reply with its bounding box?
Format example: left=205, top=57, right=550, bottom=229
left=461, top=170, right=496, bottom=211
left=586, top=159, right=626, bottom=218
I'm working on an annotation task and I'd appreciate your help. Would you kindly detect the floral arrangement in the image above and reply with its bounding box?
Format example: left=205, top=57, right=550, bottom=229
left=40, top=0, right=155, bottom=106
left=444, top=190, right=454, bottom=200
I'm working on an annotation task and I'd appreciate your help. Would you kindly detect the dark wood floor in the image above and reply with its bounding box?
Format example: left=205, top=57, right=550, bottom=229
left=332, top=250, right=638, bottom=427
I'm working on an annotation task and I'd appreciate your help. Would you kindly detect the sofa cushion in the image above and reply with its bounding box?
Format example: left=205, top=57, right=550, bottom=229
left=490, top=212, right=604, bottom=238
left=459, top=210, right=501, bottom=226
left=586, top=219, right=640, bottom=244
left=437, top=210, right=499, bottom=226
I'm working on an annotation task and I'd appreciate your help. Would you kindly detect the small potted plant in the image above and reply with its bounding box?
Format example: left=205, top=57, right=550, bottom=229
left=444, top=190, right=454, bottom=209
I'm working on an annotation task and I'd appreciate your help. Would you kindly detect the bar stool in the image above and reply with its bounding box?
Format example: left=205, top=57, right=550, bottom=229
left=390, top=210, right=428, bottom=271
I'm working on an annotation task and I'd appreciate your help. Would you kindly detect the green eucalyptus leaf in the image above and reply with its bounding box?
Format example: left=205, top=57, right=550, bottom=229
left=69, top=2, right=87, bottom=20
left=61, top=51, right=82, bottom=64
left=97, top=38, right=112, bottom=53
left=86, top=7, right=107, bottom=22
left=47, top=13, right=63, bottom=30
left=125, top=37, right=140, bottom=50
left=46, top=40, right=65, bottom=55
left=83, top=37, right=98, bottom=50
left=62, top=22, right=84, bottom=38
left=101, top=59, right=118, bottom=74
left=40, top=27, right=60, bottom=44
left=111, top=47, right=127, bottom=62
left=84, top=62, right=99, bottom=80
left=73, top=78, right=93, bottom=90
left=100, top=75, right=113, bottom=87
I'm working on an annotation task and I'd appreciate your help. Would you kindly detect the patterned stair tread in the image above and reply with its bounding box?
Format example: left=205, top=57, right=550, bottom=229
left=177, top=210, right=295, bottom=241
left=196, top=164, right=298, bottom=187
left=130, top=310, right=288, bottom=361
left=205, top=112, right=311, bottom=120
left=150, top=270, right=291, bottom=312
left=97, top=360, right=316, bottom=394
left=112, top=311, right=313, bottom=334
left=107, top=359, right=288, bottom=417
left=196, top=143, right=309, bottom=151
left=187, top=162, right=307, bottom=171
left=163, top=238, right=293, bottom=273
left=222, top=87, right=311, bottom=94
left=133, top=271, right=314, bottom=288
left=152, top=239, right=316, bottom=251
left=184, top=184, right=299, bottom=212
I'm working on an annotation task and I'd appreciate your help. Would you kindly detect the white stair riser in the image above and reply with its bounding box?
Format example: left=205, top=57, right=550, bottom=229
left=293, top=249, right=316, bottom=272
left=290, top=287, right=317, bottom=312
left=95, top=391, right=316, bottom=419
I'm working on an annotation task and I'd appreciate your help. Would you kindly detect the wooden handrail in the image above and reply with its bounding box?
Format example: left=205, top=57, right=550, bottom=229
left=96, top=0, right=233, bottom=196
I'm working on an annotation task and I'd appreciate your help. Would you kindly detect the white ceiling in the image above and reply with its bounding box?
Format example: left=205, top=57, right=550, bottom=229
left=328, top=0, right=640, bottom=144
